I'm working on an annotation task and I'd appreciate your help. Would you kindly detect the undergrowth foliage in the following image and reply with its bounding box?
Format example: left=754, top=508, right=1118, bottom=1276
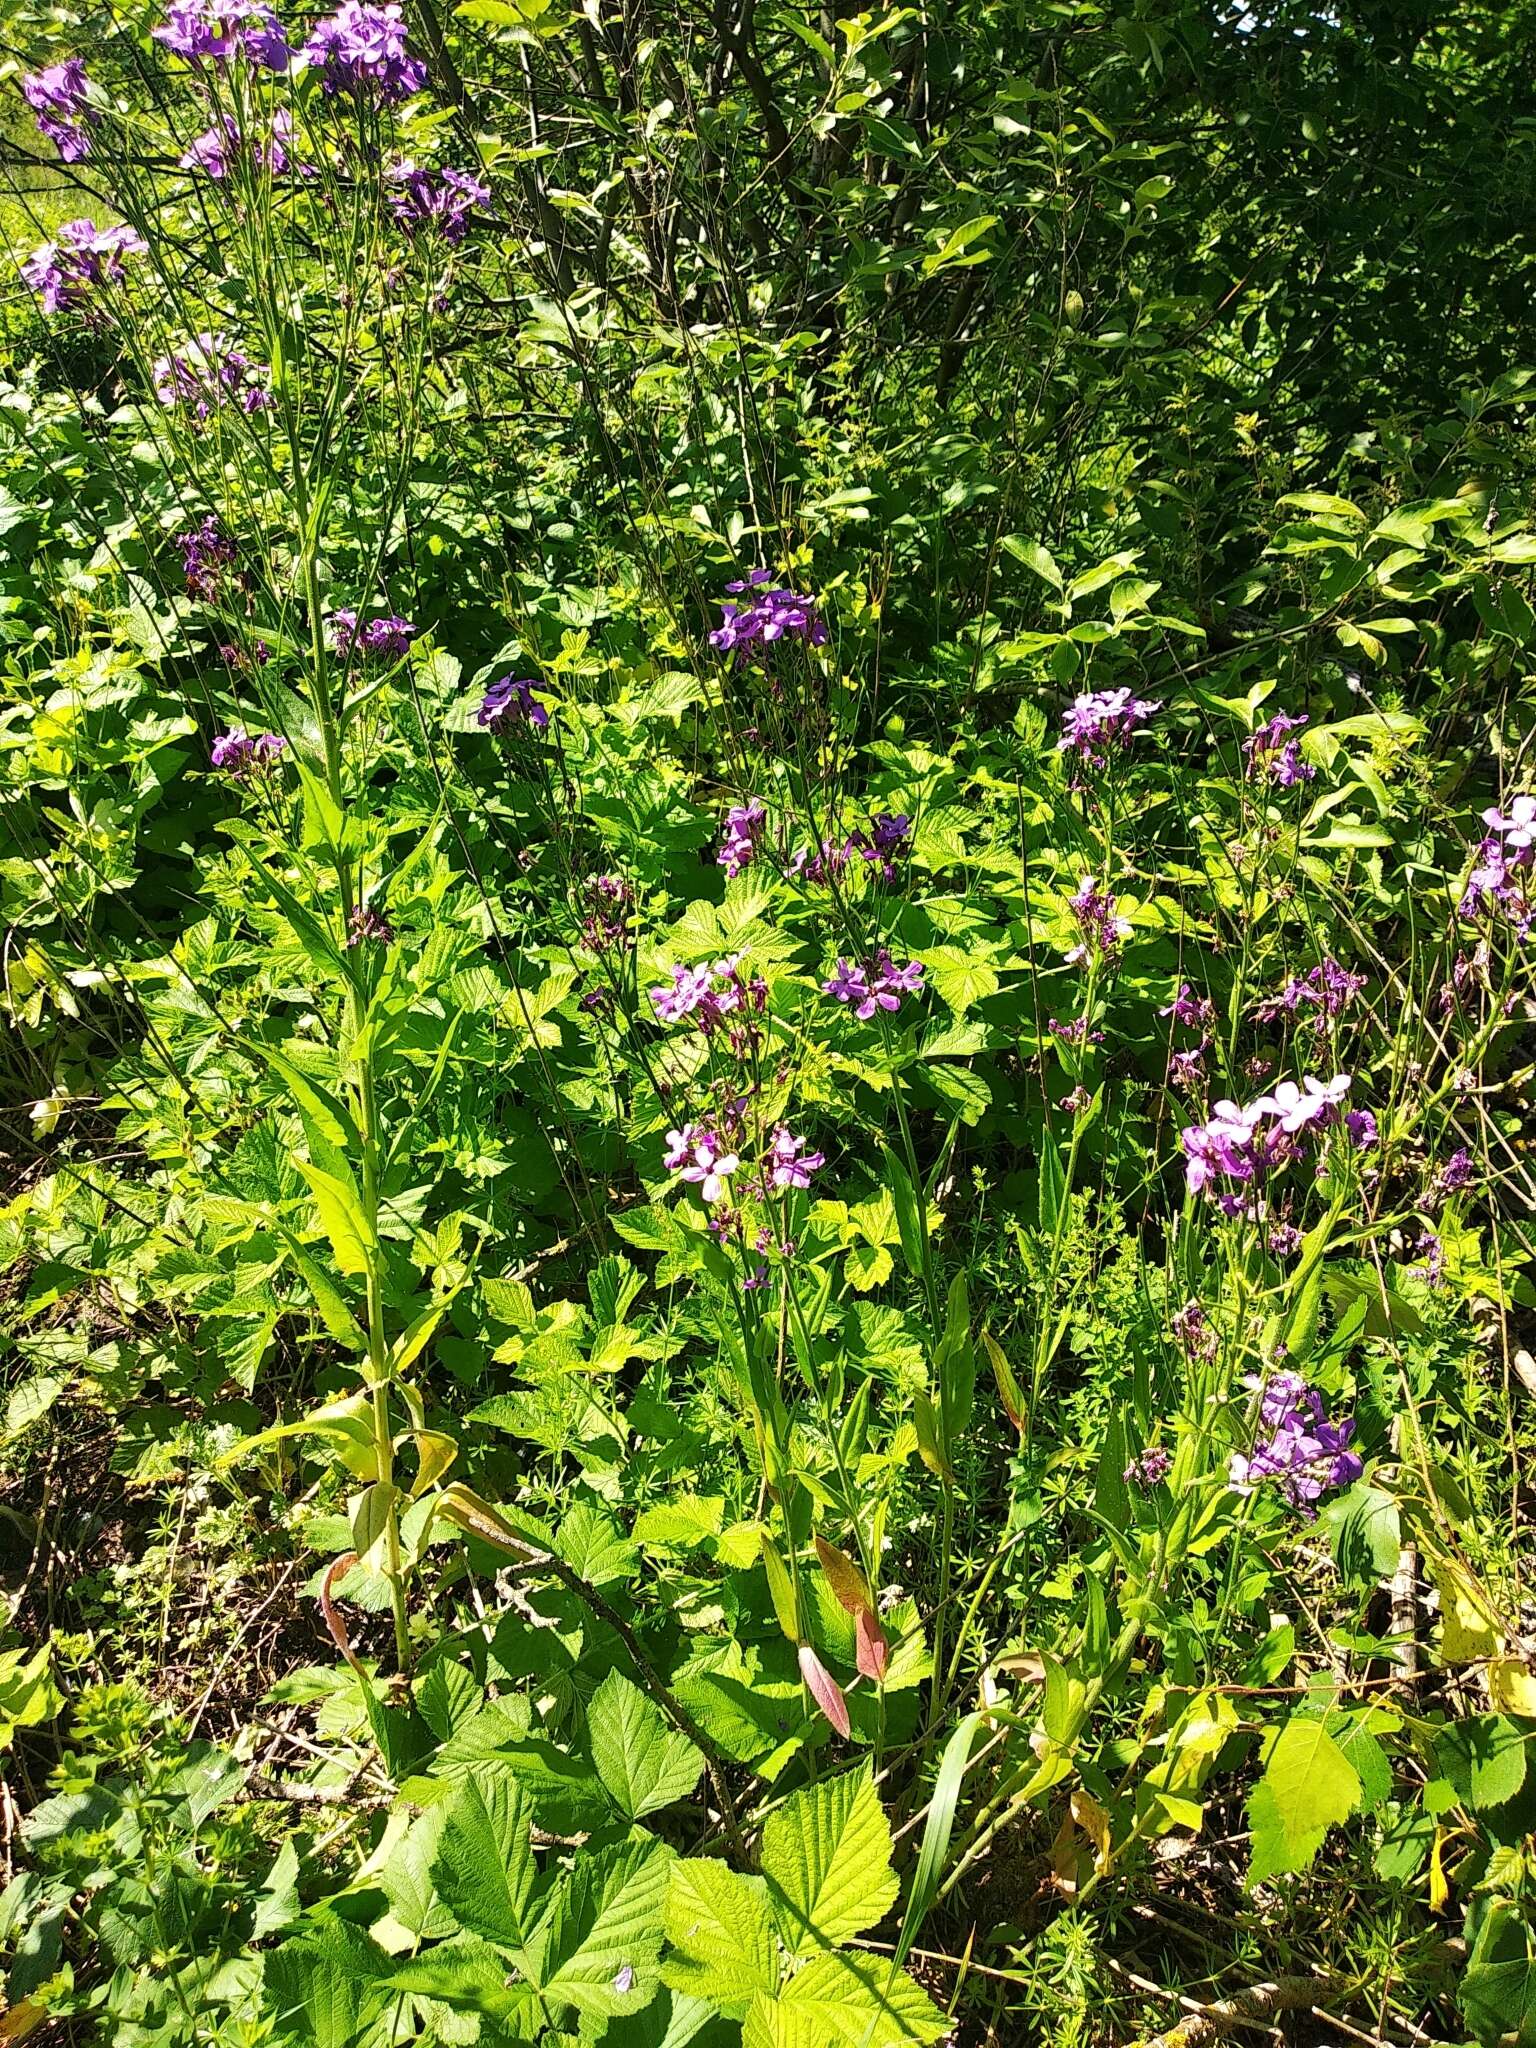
left=0, top=0, right=1534, bottom=2044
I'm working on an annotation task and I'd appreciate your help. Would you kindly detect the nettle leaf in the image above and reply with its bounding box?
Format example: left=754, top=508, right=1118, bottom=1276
left=923, top=946, right=1001, bottom=1013
left=760, top=1765, right=899, bottom=1957
left=589, top=1670, right=704, bottom=1820
left=263, top=1918, right=394, bottom=2048
left=1246, top=1716, right=1362, bottom=1883
left=539, top=1836, right=671, bottom=2017
left=663, top=1858, right=778, bottom=2015
left=429, top=1774, right=539, bottom=1951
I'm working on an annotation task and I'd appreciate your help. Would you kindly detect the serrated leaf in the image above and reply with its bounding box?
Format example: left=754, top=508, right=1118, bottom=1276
left=539, top=1836, right=670, bottom=2017
left=743, top=1949, right=947, bottom=2047
left=430, top=1774, right=538, bottom=1951
left=1246, top=1717, right=1362, bottom=1883
left=760, top=1766, right=899, bottom=1956
left=662, top=1859, right=777, bottom=2015
left=589, top=1670, right=703, bottom=1820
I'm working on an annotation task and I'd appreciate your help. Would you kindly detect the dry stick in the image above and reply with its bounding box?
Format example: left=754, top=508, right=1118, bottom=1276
left=1131, top=1975, right=1352, bottom=2048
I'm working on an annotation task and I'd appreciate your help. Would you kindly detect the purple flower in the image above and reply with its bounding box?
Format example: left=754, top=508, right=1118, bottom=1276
left=177, top=515, right=238, bottom=601
left=581, top=875, right=633, bottom=952
left=1245, top=710, right=1315, bottom=786
left=1229, top=1372, right=1361, bottom=1514
left=334, top=611, right=417, bottom=662
left=153, top=332, right=272, bottom=417
left=179, top=109, right=294, bottom=179
left=768, top=1127, right=823, bottom=1191
left=717, top=798, right=766, bottom=877
left=154, top=0, right=291, bottom=67
left=303, top=1, right=425, bottom=99
left=1267, top=1221, right=1302, bottom=1258
left=1124, top=1446, right=1171, bottom=1488
left=649, top=956, right=763, bottom=1042
left=211, top=729, right=286, bottom=775
left=790, top=836, right=855, bottom=884
left=478, top=675, right=547, bottom=730
left=855, top=811, right=912, bottom=882
left=1180, top=1073, right=1352, bottom=1200
left=709, top=572, right=827, bottom=661
left=667, top=1125, right=739, bottom=1204
left=1345, top=1108, right=1378, bottom=1151
left=387, top=161, right=490, bottom=242
left=348, top=902, right=395, bottom=947
left=22, top=60, right=96, bottom=162
left=1065, top=875, right=1132, bottom=969
left=1170, top=1300, right=1217, bottom=1361
left=1059, top=687, right=1159, bottom=764
left=22, top=219, right=145, bottom=318
left=823, top=949, right=924, bottom=1021
left=1161, top=981, right=1214, bottom=1029
left=1255, top=957, right=1366, bottom=1030
left=1436, top=1147, right=1474, bottom=1196
left=1461, top=792, right=1536, bottom=933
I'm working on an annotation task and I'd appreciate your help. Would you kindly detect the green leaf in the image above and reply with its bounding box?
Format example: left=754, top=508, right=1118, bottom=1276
left=663, top=1858, right=778, bottom=2015
left=743, top=1950, right=947, bottom=2046
left=759, top=1765, right=899, bottom=1957
left=263, top=1920, right=394, bottom=2048
left=589, top=1670, right=704, bottom=1820
left=295, top=1161, right=373, bottom=1277
left=1462, top=1900, right=1536, bottom=2048
left=430, top=1773, right=539, bottom=1951
left=1436, top=1715, right=1529, bottom=1812
left=1246, top=1716, right=1362, bottom=1883
left=539, top=1836, right=670, bottom=2017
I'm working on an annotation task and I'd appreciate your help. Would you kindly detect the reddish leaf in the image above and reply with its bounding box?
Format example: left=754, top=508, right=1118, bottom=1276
left=855, top=1605, right=888, bottom=1683
left=797, top=1642, right=851, bottom=1738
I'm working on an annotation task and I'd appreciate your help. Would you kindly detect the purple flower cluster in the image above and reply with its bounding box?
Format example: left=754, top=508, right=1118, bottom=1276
left=1065, top=874, right=1132, bottom=969
left=178, top=516, right=239, bottom=600
left=718, top=799, right=766, bottom=877
left=179, top=109, right=294, bottom=179
left=1245, top=710, right=1314, bottom=787
left=211, top=729, right=286, bottom=775
left=789, top=811, right=912, bottom=886
left=478, top=675, right=547, bottom=731
left=348, top=902, right=395, bottom=947
left=1124, top=1446, right=1171, bottom=1488
left=1181, top=1072, right=1353, bottom=1204
left=1161, top=981, right=1215, bottom=1030
left=1170, top=1299, right=1218, bottom=1362
left=1255, top=956, right=1367, bottom=1031
left=823, top=950, right=924, bottom=1020
left=333, top=611, right=416, bottom=661
left=303, top=2, right=425, bottom=99
left=1229, top=1372, right=1361, bottom=1513
left=387, top=161, right=489, bottom=242
left=22, top=60, right=96, bottom=162
left=767, top=1126, right=824, bottom=1190
left=581, top=876, right=633, bottom=952
left=1460, top=791, right=1534, bottom=934
left=153, top=333, right=272, bottom=416
left=154, top=0, right=291, bottom=68
left=663, top=1123, right=739, bottom=1204
left=709, top=570, right=827, bottom=660
left=22, top=219, right=145, bottom=318
left=1059, top=687, right=1159, bottom=765
left=650, top=954, right=767, bottom=1038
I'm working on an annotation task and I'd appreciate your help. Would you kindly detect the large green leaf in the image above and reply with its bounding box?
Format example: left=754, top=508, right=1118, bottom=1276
left=430, top=1774, right=539, bottom=1952
left=1246, top=1717, right=1362, bottom=1883
left=539, top=1836, right=671, bottom=2018
left=663, top=1858, right=778, bottom=2015
left=589, top=1670, right=704, bottom=1821
left=742, top=1950, right=948, bottom=2047
left=759, top=1766, right=899, bottom=1957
